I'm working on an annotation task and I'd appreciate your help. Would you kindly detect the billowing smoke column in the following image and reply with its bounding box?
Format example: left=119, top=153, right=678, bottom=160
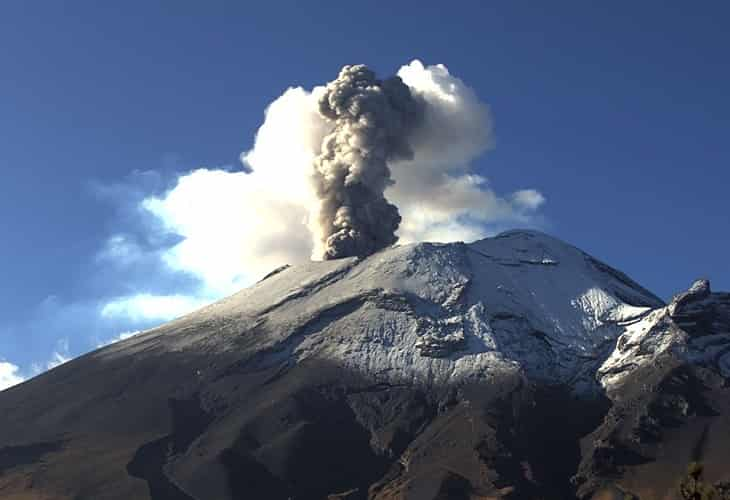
left=312, top=64, right=424, bottom=260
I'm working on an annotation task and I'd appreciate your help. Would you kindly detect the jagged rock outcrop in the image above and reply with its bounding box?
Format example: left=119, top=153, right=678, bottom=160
left=578, top=279, right=730, bottom=500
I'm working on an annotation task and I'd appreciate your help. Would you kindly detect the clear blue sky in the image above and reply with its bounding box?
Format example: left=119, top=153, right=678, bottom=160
left=1, top=2, right=728, bottom=375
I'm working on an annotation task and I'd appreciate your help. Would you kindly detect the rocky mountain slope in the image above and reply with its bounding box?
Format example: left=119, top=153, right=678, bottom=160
left=0, top=230, right=727, bottom=500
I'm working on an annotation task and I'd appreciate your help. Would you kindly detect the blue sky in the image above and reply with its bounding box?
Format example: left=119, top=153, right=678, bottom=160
left=1, top=2, right=728, bottom=385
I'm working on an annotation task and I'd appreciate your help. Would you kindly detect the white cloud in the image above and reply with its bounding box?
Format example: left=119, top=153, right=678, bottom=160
left=0, top=360, right=24, bottom=391
left=141, top=168, right=313, bottom=296
left=114, top=85, right=326, bottom=300
left=97, top=60, right=546, bottom=321
left=32, top=338, right=72, bottom=373
left=389, top=60, right=543, bottom=243
left=511, top=189, right=546, bottom=211
left=98, top=330, right=141, bottom=347
left=396, top=60, right=494, bottom=169
left=46, top=351, right=71, bottom=370
left=100, top=294, right=209, bottom=322
left=96, top=234, right=145, bottom=265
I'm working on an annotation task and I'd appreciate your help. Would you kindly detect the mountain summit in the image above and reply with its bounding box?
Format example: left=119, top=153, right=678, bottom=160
left=1, top=231, right=728, bottom=500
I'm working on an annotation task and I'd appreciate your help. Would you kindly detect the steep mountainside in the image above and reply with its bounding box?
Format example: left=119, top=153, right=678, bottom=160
left=0, top=230, right=727, bottom=500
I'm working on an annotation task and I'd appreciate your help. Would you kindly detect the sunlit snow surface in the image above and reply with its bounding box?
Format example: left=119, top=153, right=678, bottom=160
left=95, top=230, right=666, bottom=394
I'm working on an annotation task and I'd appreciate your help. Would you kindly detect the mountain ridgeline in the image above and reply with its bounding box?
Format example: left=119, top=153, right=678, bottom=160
left=1, top=230, right=728, bottom=499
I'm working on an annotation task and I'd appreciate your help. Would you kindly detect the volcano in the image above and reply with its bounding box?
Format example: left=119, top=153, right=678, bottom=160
left=1, top=230, right=729, bottom=500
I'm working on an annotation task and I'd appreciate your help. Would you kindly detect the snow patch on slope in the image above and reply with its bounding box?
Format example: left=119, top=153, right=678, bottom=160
left=96, top=230, right=669, bottom=394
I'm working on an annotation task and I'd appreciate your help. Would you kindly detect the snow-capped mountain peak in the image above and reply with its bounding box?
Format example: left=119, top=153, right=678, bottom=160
left=108, top=230, right=664, bottom=393
left=2, top=231, right=728, bottom=500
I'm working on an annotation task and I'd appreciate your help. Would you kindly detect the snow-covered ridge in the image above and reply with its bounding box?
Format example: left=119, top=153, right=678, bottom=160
left=99, top=230, right=680, bottom=395
left=599, top=278, right=730, bottom=389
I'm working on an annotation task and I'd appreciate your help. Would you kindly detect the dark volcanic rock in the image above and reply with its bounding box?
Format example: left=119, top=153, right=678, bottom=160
left=415, top=332, right=467, bottom=358
left=669, top=279, right=730, bottom=338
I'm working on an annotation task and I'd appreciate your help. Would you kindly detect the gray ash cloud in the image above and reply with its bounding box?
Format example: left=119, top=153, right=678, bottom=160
left=312, top=64, right=424, bottom=259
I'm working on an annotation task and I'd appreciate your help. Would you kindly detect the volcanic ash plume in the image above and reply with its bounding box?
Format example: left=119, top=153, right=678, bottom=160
left=312, top=64, right=424, bottom=260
